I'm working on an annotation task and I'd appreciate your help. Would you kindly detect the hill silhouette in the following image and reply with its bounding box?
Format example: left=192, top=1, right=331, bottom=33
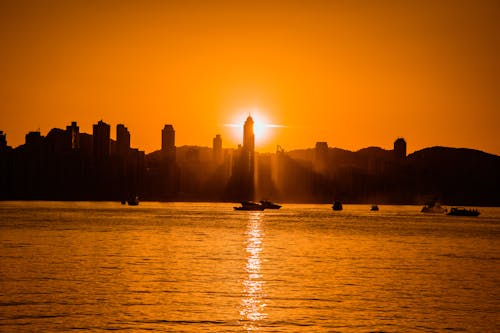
left=281, top=146, right=499, bottom=205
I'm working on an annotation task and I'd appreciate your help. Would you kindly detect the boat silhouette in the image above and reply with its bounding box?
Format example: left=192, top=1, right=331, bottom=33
left=447, top=207, right=480, bottom=216
left=260, top=200, right=282, bottom=209
left=234, top=201, right=265, bottom=211
left=332, top=201, right=343, bottom=211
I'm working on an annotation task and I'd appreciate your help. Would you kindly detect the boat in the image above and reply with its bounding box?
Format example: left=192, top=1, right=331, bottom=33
left=447, top=207, right=480, bottom=217
left=260, top=200, right=282, bottom=209
left=370, top=204, right=379, bottom=211
left=127, top=196, right=139, bottom=206
left=234, top=201, right=265, bottom=211
left=421, top=202, right=446, bottom=214
left=332, top=201, right=343, bottom=211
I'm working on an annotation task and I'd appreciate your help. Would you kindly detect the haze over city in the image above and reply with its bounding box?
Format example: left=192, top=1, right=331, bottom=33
left=1, top=0, right=499, bottom=154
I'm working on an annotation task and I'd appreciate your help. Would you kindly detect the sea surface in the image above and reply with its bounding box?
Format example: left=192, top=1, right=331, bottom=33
left=0, top=202, right=499, bottom=332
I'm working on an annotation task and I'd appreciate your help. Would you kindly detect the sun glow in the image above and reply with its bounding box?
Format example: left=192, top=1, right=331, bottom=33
left=224, top=107, right=285, bottom=149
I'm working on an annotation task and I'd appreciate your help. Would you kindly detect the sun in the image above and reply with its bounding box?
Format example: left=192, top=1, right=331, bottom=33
left=224, top=107, right=283, bottom=148
left=252, top=115, right=270, bottom=144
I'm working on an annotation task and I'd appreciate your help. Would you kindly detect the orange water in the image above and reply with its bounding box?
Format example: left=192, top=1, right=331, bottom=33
left=1, top=202, right=499, bottom=332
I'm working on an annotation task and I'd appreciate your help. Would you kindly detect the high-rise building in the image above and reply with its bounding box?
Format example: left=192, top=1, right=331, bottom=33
left=0, top=131, right=6, bottom=150
left=25, top=131, right=42, bottom=146
left=162, top=125, right=175, bottom=151
left=157, top=124, right=177, bottom=199
left=241, top=115, right=255, bottom=199
left=213, top=134, right=222, bottom=165
left=93, top=120, right=110, bottom=160
left=394, top=137, right=407, bottom=159
left=116, top=124, right=130, bottom=155
left=65, top=121, right=80, bottom=150
left=243, top=115, right=255, bottom=152
left=314, top=141, right=328, bottom=173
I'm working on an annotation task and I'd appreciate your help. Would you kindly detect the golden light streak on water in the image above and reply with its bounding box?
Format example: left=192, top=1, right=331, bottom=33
left=240, top=212, right=267, bottom=331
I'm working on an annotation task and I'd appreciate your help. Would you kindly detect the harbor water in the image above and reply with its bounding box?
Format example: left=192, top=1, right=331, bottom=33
left=0, top=202, right=499, bottom=332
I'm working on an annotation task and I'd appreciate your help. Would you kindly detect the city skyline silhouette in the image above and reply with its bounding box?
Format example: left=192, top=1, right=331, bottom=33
left=1, top=118, right=498, bottom=205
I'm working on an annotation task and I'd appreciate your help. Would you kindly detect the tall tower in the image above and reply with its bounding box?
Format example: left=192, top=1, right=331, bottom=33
left=314, top=141, right=328, bottom=174
left=242, top=115, right=255, bottom=199
left=0, top=131, right=7, bottom=150
left=213, top=134, right=222, bottom=165
left=65, top=121, right=80, bottom=151
left=393, top=137, right=407, bottom=159
left=243, top=115, right=255, bottom=152
left=93, top=120, right=110, bottom=160
left=162, top=125, right=175, bottom=151
left=116, top=124, right=130, bottom=155
left=158, top=124, right=177, bottom=199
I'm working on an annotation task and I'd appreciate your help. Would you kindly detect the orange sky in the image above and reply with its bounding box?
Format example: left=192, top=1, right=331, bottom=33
left=1, top=0, right=499, bottom=154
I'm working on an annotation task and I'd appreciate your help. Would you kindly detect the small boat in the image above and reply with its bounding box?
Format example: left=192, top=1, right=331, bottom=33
left=421, top=202, right=446, bottom=214
left=260, top=200, right=282, bottom=209
left=447, top=207, right=480, bottom=217
left=332, top=201, right=343, bottom=211
left=370, top=204, right=379, bottom=211
left=127, top=196, right=139, bottom=206
left=234, top=201, right=265, bottom=211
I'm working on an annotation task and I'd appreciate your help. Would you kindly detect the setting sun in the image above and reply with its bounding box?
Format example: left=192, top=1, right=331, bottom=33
left=224, top=107, right=284, bottom=149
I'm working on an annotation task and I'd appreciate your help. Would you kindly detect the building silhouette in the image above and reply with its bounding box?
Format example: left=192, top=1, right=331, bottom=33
left=314, top=141, right=329, bottom=174
left=223, top=115, right=256, bottom=201
left=116, top=124, right=130, bottom=156
left=25, top=131, right=43, bottom=147
left=394, top=137, right=407, bottom=159
left=93, top=120, right=110, bottom=161
left=65, top=122, right=80, bottom=151
left=143, top=124, right=178, bottom=200
left=243, top=115, right=255, bottom=176
left=2, top=120, right=498, bottom=206
left=213, top=134, right=222, bottom=165
left=0, top=131, right=7, bottom=151
left=243, top=116, right=254, bottom=151
left=162, top=125, right=175, bottom=151
left=243, top=115, right=255, bottom=197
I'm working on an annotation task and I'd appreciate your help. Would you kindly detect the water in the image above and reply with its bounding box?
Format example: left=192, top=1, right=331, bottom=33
left=0, top=202, right=499, bottom=332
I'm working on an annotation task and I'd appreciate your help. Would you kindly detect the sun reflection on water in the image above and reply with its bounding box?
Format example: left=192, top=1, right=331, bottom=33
left=240, top=212, right=267, bottom=330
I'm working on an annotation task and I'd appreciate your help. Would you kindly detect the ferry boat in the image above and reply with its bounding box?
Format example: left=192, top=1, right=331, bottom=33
left=421, top=202, right=446, bottom=214
left=332, top=201, right=343, bottom=211
left=234, top=201, right=265, bottom=211
left=260, top=200, right=282, bottom=209
left=370, top=204, right=379, bottom=211
left=447, top=207, right=480, bottom=217
left=127, top=196, right=139, bottom=206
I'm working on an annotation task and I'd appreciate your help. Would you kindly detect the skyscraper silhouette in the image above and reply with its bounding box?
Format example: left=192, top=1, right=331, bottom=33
left=241, top=115, right=255, bottom=199
left=314, top=141, right=328, bottom=174
left=154, top=124, right=178, bottom=199
left=394, top=137, right=407, bottom=159
left=0, top=131, right=7, bottom=151
left=213, top=134, right=222, bottom=165
left=116, top=124, right=130, bottom=156
left=162, top=125, right=175, bottom=151
left=243, top=116, right=255, bottom=152
left=93, top=120, right=110, bottom=161
left=65, top=121, right=80, bottom=151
